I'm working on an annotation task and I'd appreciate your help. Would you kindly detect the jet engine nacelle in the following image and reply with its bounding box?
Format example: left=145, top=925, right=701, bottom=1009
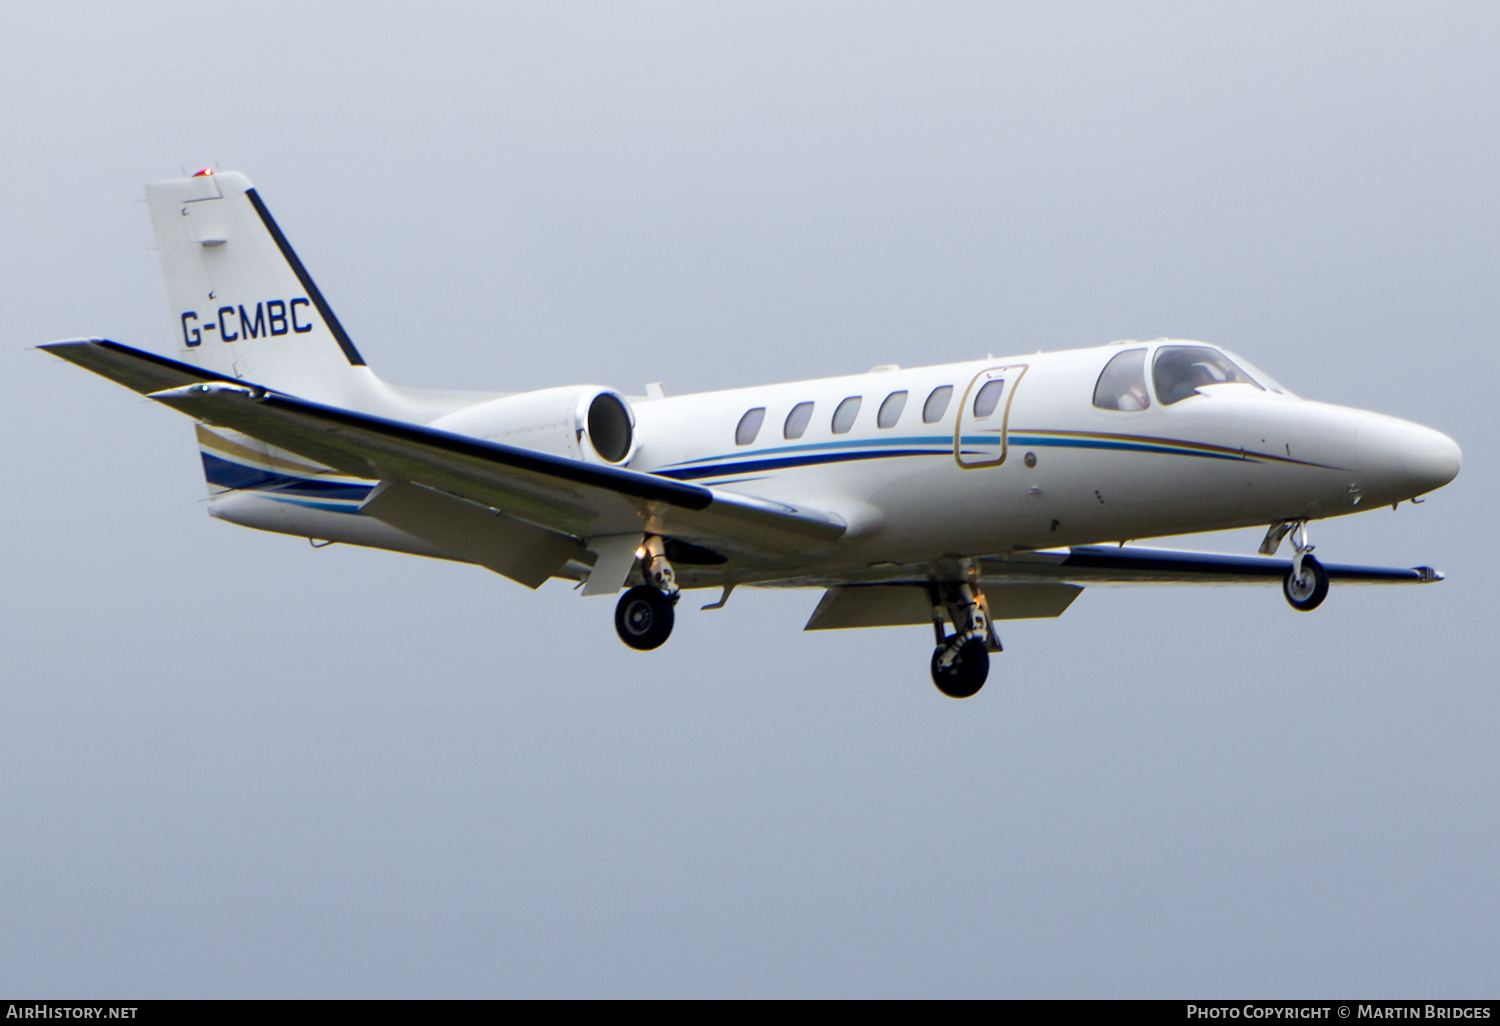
left=429, top=386, right=638, bottom=466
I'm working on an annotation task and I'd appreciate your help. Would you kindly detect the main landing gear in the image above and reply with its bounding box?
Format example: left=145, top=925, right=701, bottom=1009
left=614, top=536, right=680, bottom=651
left=929, top=582, right=1002, bottom=699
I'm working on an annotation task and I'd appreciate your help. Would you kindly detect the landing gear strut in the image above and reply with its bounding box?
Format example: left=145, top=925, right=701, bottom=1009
left=1282, top=520, right=1329, bottom=612
left=928, top=581, right=1001, bottom=699
left=614, top=536, right=680, bottom=650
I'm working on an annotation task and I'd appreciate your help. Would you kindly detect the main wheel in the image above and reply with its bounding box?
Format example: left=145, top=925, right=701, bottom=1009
left=1283, top=555, right=1329, bottom=612
left=930, top=637, right=990, bottom=699
left=615, top=586, right=675, bottom=650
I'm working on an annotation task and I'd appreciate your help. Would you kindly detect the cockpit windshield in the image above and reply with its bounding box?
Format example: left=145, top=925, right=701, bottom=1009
left=1152, top=346, right=1263, bottom=406
left=1221, top=350, right=1295, bottom=397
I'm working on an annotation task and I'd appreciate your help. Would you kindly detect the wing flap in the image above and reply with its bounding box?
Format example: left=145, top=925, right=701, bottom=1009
left=359, top=480, right=583, bottom=589
left=804, top=583, right=1082, bottom=630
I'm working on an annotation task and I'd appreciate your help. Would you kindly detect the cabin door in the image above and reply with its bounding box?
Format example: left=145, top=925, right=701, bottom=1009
left=954, top=365, right=1028, bottom=468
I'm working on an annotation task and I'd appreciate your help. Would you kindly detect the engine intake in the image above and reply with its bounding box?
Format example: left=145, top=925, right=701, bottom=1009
left=429, top=385, right=639, bottom=466
left=586, top=392, right=633, bottom=463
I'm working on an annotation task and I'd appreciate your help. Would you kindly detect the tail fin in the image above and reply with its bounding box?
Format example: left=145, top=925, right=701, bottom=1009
left=146, top=170, right=368, bottom=404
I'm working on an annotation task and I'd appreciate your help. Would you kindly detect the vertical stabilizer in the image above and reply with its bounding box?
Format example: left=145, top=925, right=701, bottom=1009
left=146, top=170, right=367, bottom=404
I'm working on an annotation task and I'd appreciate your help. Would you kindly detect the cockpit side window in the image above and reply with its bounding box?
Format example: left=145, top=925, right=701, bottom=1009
left=1093, top=349, right=1151, bottom=411
left=1152, top=346, right=1263, bottom=406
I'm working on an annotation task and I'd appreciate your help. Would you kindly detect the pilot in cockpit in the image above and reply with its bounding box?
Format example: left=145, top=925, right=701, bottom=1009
left=1154, top=348, right=1215, bottom=405
left=1151, top=345, right=1263, bottom=406
left=1095, top=344, right=1268, bottom=412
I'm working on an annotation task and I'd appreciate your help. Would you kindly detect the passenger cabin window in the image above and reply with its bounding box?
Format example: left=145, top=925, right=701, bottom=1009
left=1093, top=349, right=1151, bottom=411
left=735, top=407, right=766, bottom=445
left=1153, top=346, right=1263, bottom=406
left=972, top=379, right=1006, bottom=419
left=923, top=385, right=953, bottom=423
left=831, top=396, right=862, bottom=434
left=784, top=401, right=814, bottom=440
left=877, top=391, right=907, bottom=429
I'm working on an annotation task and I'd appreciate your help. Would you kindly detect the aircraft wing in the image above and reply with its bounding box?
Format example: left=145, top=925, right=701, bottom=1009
left=980, top=545, right=1442, bottom=586
left=41, top=340, right=845, bottom=559
left=802, top=545, right=1438, bottom=631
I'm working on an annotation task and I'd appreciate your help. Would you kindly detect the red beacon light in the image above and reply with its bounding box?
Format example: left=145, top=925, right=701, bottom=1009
left=191, top=168, right=214, bottom=177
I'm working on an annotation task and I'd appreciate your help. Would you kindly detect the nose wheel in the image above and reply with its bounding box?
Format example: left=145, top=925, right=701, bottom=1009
left=1280, top=521, right=1329, bottom=612
left=1284, top=554, right=1329, bottom=611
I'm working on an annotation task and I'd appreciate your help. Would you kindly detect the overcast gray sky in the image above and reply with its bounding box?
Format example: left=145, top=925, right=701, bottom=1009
left=1, top=1, right=1496, bottom=998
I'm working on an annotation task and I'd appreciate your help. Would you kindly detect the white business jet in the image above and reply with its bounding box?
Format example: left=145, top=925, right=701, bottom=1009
left=43, top=170, right=1461, bottom=698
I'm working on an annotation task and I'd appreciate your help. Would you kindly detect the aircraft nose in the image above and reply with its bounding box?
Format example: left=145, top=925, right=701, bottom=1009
left=1356, top=414, right=1461, bottom=501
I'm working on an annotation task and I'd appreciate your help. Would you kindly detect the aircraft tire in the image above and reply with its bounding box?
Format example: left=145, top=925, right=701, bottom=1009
left=1283, top=555, right=1330, bottom=612
left=930, top=638, right=989, bottom=699
left=615, top=586, right=675, bottom=650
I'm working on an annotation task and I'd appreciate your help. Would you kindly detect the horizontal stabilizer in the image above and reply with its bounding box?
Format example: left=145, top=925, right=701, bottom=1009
left=41, top=338, right=230, bottom=394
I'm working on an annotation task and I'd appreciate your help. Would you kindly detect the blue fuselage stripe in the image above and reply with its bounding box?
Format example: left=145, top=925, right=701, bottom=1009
left=1007, top=435, right=1248, bottom=461
left=659, top=448, right=944, bottom=480
left=658, top=431, right=1261, bottom=481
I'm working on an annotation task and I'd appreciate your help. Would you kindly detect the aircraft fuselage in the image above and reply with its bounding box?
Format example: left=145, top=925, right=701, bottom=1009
left=470, top=343, right=1456, bottom=578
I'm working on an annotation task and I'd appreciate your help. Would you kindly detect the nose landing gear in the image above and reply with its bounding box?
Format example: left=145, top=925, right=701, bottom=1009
left=614, top=535, right=681, bottom=650
left=929, top=582, right=1001, bottom=699
left=1281, top=520, right=1329, bottom=611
